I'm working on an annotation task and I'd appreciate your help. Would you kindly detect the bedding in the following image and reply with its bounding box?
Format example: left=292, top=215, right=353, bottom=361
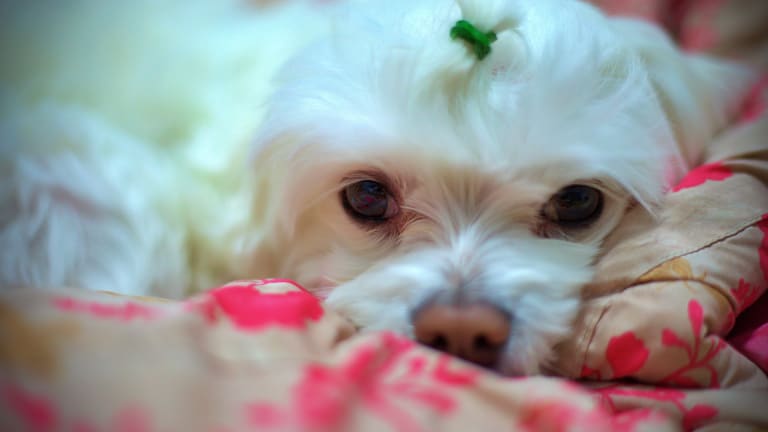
left=1, top=0, right=768, bottom=431
left=0, top=272, right=766, bottom=432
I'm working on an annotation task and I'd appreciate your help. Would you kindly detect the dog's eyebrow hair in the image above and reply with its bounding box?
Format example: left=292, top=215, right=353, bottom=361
left=340, top=169, right=389, bottom=185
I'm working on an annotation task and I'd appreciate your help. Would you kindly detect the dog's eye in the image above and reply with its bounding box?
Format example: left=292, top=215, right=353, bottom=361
left=543, top=185, right=603, bottom=227
left=342, top=180, right=399, bottom=221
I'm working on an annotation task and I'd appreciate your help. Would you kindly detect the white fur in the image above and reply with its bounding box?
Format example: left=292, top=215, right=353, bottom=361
left=0, top=0, right=331, bottom=296
left=0, top=0, right=753, bottom=374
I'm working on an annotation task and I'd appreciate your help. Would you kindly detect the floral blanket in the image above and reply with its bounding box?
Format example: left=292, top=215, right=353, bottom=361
left=0, top=271, right=766, bottom=432
left=1, top=0, right=768, bottom=431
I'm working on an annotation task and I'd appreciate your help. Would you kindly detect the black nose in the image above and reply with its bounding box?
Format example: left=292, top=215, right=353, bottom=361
left=411, top=300, right=510, bottom=368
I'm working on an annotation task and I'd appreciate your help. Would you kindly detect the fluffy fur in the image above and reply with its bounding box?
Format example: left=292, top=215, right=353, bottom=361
left=0, top=0, right=752, bottom=374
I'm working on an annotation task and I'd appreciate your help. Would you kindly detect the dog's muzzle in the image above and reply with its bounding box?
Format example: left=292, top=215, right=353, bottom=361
left=411, top=294, right=511, bottom=368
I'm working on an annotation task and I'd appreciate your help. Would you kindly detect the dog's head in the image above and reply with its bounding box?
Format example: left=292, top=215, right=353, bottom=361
left=247, top=0, right=749, bottom=374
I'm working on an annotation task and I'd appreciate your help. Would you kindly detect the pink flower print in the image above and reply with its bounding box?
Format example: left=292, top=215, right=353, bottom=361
left=195, top=281, right=324, bottom=331
left=247, top=332, right=479, bottom=432
left=430, top=354, right=480, bottom=386
left=605, top=332, right=650, bottom=378
left=739, top=75, right=768, bottom=124
left=610, top=408, right=670, bottom=432
left=660, top=300, right=725, bottom=388
left=730, top=278, right=762, bottom=314
left=682, top=404, right=718, bottom=431
left=70, top=407, right=153, bottom=432
left=246, top=403, right=285, bottom=429
left=112, top=406, right=153, bottom=432
left=1, top=386, right=155, bottom=432
left=580, top=363, right=605, bottom=381
left=2, top=384, right=57, bottom=432
left=518, top=399, right=611, bottom=432
left=53, top=297, right=160, bottom=322
left=671, top=161, right=732, bottom=192
left=594, top=386, right=718, bottom=431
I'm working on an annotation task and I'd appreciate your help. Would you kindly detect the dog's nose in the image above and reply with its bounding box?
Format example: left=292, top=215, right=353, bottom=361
left=412, top=301, right=510, bottom=368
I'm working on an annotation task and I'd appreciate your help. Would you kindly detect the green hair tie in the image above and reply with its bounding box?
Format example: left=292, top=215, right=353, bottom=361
left=450, top=19, right=497, bottom=61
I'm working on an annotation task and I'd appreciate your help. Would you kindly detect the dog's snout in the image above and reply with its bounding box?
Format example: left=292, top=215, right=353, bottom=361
left=412, top=300, right=510, bottom=368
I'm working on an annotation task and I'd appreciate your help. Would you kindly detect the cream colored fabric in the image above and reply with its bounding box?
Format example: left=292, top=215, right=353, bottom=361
left=0, top=281, right=679, bottom=432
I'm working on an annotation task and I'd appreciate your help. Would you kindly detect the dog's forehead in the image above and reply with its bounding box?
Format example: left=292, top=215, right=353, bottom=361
left=259, top=0, right=675, bottom=209
left=266, top=0, right=669, bottom=157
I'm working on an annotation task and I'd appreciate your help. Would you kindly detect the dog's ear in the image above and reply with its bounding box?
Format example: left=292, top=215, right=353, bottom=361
left=609, top=18, right=756, bottom=167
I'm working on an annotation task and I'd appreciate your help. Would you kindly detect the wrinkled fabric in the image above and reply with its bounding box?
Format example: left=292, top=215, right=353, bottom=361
left=0, top=281, right=678, bottom=432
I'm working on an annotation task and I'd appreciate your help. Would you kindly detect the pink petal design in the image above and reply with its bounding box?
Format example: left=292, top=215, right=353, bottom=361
left=606, top=332, right=650, bottom=378
left=247, top=332, right=472, bottom=432
left=730, top=279, right=761, bottom=313
left=595, top=386, right=720, bottom=430
left=431, top=355, right=480, bottom=387
left=53, top=297, right=160, bottom=321
left=662, top=329, right=689, bottom=352
left=387, top=385, right=455, bottom=414
left=200, top=282, right=324, bottom=331
left=246, top=403, right=286, bottom=428
left=682, top=404, right=718, bottom=431
left=671, top=161, right=732, bottom=192
left=659, top=300, right=725, bottom=388
left=688, top=300, right=703, bottom=339
left=112, top=406, right=152, bottom=432
left=663, top=375, right=701, bottom=388
left=518, top=400, right=609, bottom=432
left=739, top=75, right=768, bottom=124
left=2, top=385, right=57, bottom=432
left=407, top=356, right=427, bottom=375
left=580, top=364, right=602, bottom=380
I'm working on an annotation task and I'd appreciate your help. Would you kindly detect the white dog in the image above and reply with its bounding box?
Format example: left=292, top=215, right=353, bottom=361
left=0, top=0, right=751, bottom=375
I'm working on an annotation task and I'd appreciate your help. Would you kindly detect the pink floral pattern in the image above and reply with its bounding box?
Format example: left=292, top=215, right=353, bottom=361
left=739, top=76, right=768, bottom=124
left=659, top=300, right=726, bottom=388
left=606, top=332, right=650, bottom=378
left=727, top=215, right=768, bottom=373
left=53, top=297, right=160, bottom=321
left=730, top=278, right=762, bottom=313
left=671, top=161, right=733, bottom=192
left=246, top=332, right=479, bottom=432
left=585, top=300, right=728, bottom=388
left=517, top=399, right=609, bottom=432
left=2, top=384, right=57, bottom=432
left=191, top=280, right=324, bottom=331
left=595, top=386, right=719, bottom=431
left=2, top=384, right=154, bottom=432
